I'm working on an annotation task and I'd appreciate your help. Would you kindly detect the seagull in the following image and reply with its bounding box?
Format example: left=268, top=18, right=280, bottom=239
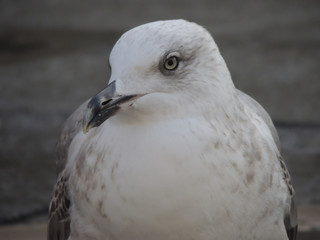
left=48, top=19, right=297, bottom=240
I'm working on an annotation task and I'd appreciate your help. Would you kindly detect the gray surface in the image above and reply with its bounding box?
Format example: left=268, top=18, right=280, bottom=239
left=0, top=0, right=319, bottom=223
left=278, top=127, right=320, bottom=205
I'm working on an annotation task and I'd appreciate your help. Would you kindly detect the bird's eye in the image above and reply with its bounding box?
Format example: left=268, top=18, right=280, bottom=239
left=164, top=56, right=179, bottom=71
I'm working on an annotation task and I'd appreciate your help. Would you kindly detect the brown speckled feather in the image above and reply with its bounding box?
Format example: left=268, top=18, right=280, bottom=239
left=48, top=171, right=71, bottom=240
left=279, top=155, right=298, bottom=240
left=48, top=100, right=89, bottom=240
left=238, top=89, right=297, bottom=239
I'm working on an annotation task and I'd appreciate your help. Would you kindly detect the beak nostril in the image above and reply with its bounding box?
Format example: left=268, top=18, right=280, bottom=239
left=101, top=99, right=112, bottom=106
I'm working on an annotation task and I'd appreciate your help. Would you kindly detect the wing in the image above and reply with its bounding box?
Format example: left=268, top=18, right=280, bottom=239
left=47, top=170, right=71, bottom=240
left=235, top=89, right=280, bottom=150
left=56, top=100, right=89, bottom=174
left=236, top=90, right=297, bottom=239
left=279, top=155, right=298, bottom=240
left=48, top=100, right=89, bottom=240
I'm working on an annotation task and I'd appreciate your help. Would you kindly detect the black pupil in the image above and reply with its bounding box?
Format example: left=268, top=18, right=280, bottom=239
left=168, top=59, right=174, bottom=66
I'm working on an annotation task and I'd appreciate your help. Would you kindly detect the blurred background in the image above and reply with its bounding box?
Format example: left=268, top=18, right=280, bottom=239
left=0, top=0, right=319, bottom=239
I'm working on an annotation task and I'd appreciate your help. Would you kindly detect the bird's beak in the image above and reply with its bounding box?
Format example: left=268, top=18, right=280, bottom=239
left=82, top=81, right=140, bottom=133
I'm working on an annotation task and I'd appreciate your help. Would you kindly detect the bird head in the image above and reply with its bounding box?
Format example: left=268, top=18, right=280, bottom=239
left=82, top=19, right=234, bottom=133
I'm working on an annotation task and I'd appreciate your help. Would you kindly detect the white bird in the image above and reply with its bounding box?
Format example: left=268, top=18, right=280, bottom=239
left=48, top=19, right=297, bottom=240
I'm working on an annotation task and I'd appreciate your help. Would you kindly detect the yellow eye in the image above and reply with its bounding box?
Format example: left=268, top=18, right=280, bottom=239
left=164, top=56, right=179, bottom=71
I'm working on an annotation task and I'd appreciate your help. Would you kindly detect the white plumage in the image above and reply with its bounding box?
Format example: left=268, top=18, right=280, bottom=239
left=48, top=19, right=297, bottom=240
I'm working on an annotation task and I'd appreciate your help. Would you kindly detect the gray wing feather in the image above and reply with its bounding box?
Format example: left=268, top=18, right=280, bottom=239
left=56, top=100, right=89, bottom=174
left=236, top=89, right=297, bottom=239
left=48, top=100, right=89, bottom=240
left=235, top=89, right=280, bottom=150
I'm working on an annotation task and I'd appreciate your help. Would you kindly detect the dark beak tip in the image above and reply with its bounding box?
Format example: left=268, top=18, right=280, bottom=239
left=81, top=80, right=142, bottom=133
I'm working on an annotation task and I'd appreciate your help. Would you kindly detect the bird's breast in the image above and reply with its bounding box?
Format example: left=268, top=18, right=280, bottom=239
left=68, top=116, right=287, bottom=239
